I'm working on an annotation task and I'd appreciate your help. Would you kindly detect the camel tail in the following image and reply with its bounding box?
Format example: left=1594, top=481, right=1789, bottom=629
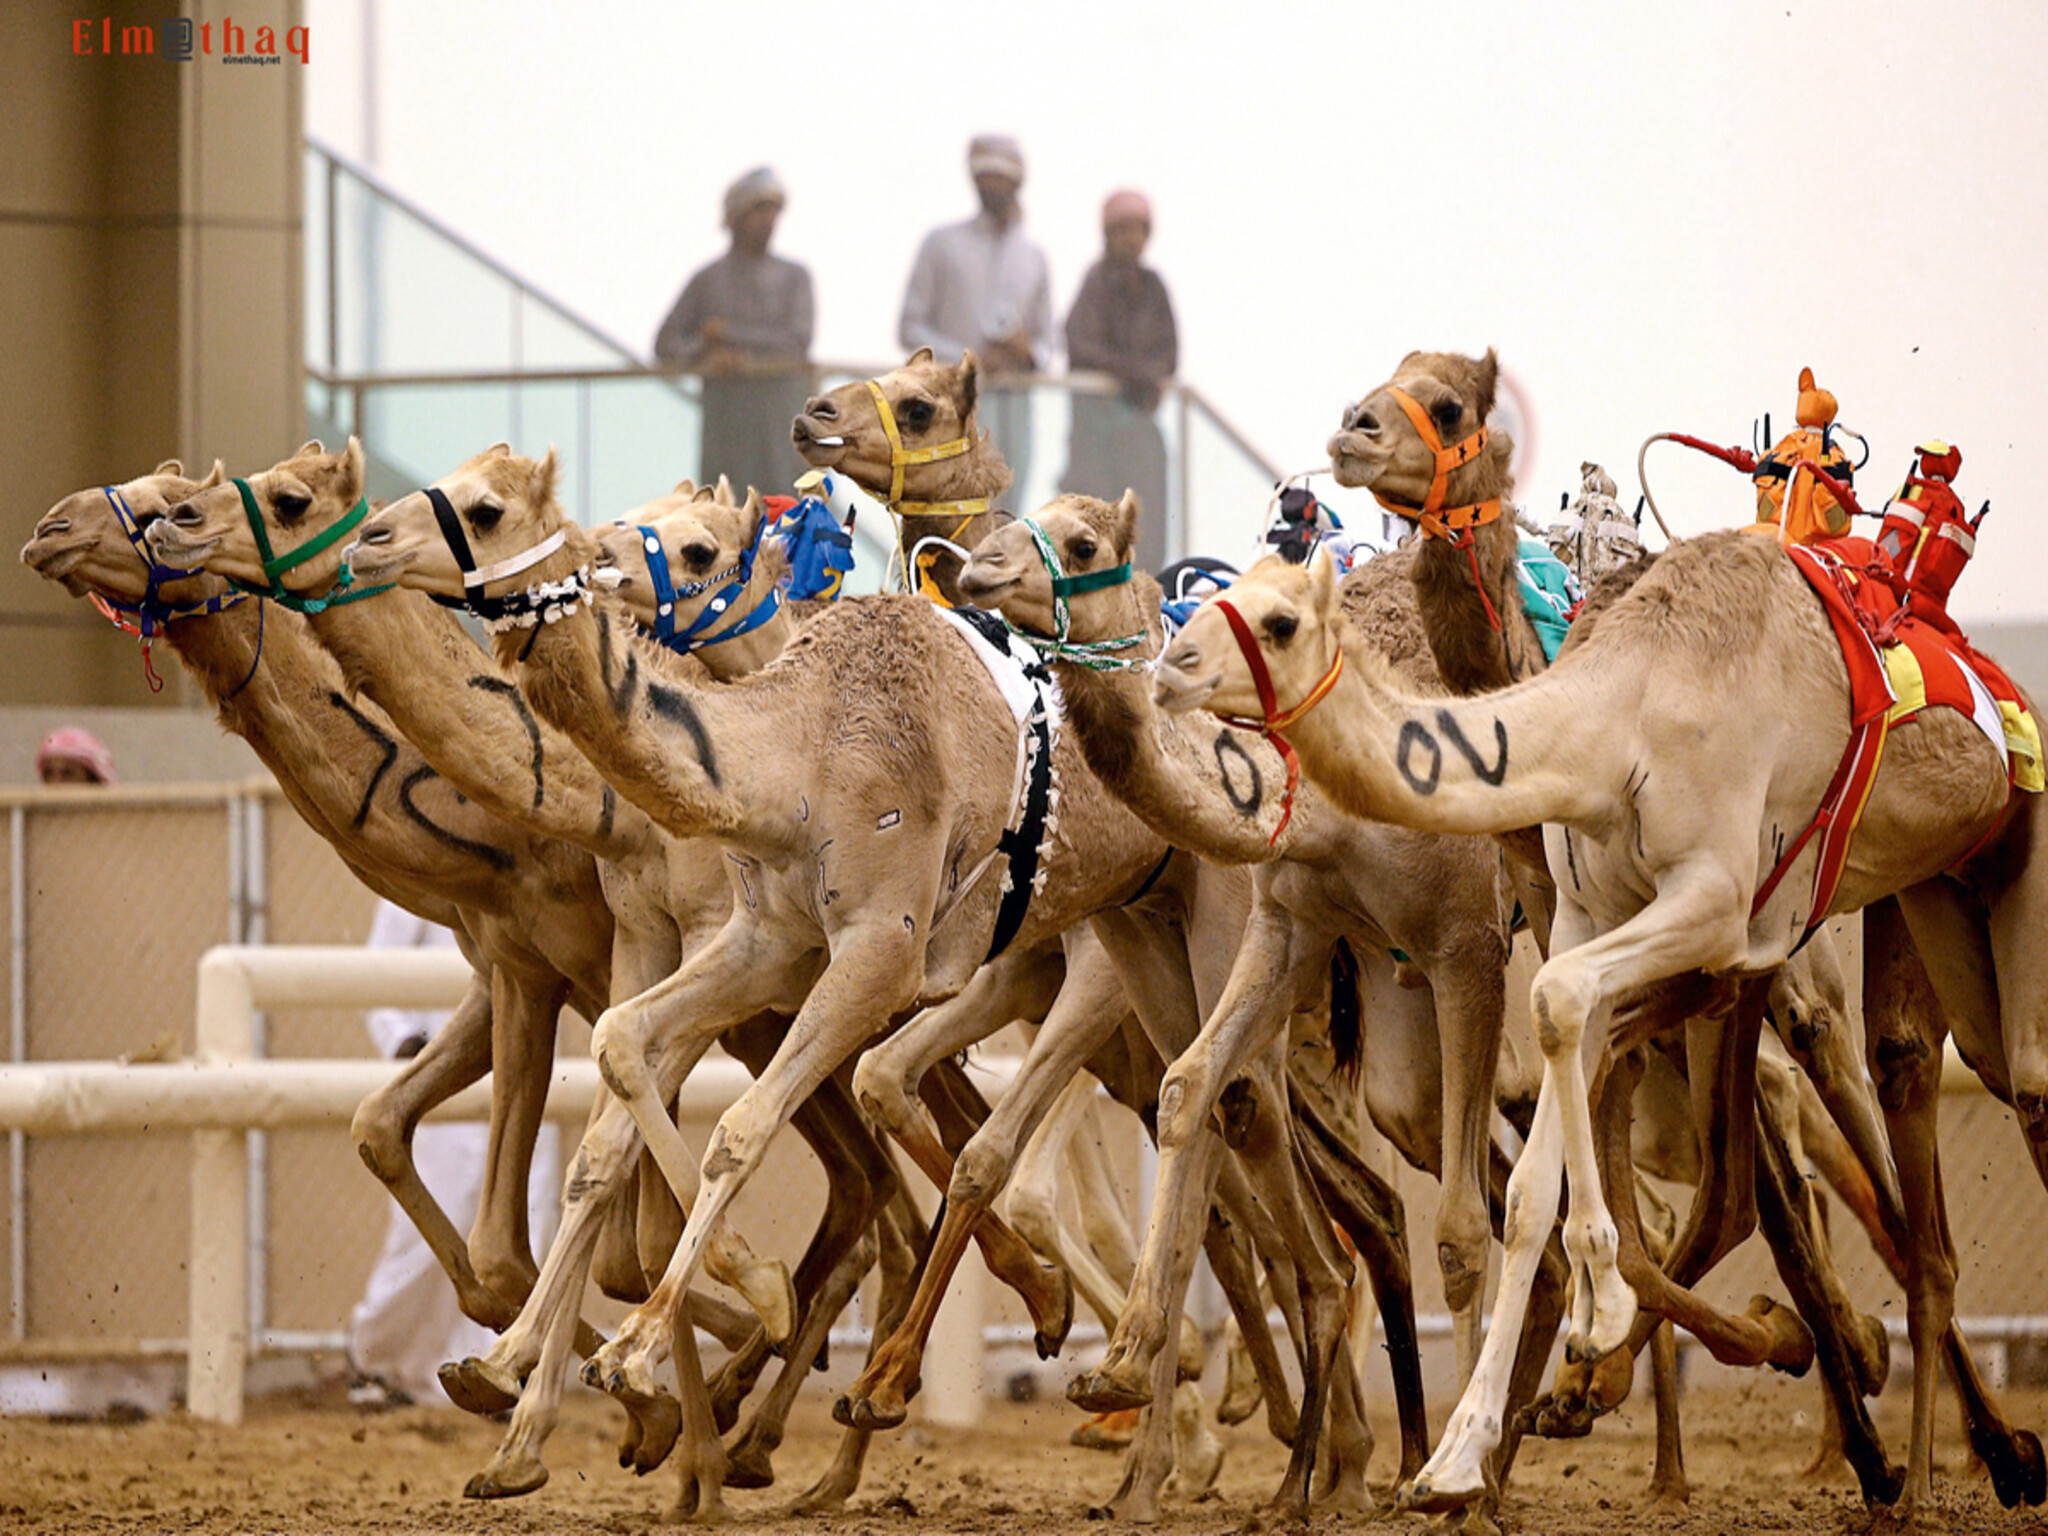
left=1328, top=937, right=1363, bottom=1087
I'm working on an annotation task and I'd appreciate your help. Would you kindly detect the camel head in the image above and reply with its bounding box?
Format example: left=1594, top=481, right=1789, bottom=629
left=790, top=348, right=1012, bottom=505
left=345, top=443, right=572, bottom=602
left=960, top=491, right=1139, bottom=640
left=1326, top=348, right=1513, bottom=512
left=592, top=476, right=785, bottom=635
left=1153, top=551, right=1343, bottom=722
left=149, top=439, right=371, bottom=598
left=23, top=459, right=225, bottom=600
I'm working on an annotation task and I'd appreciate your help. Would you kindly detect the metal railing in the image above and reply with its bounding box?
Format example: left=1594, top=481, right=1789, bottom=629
left=304, top=137, right=1286, bottom=567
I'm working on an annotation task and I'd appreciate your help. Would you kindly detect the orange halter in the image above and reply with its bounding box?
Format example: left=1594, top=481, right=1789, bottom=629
left=1372, top=387, right=1504, bottom=629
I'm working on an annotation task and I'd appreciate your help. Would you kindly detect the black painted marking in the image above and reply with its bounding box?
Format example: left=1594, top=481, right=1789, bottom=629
left=468, top=673, right=545, bottom=811
left=1627, top=765, right=1649, bottom=860
left=599, top=784, right=616, bottom=840
left=1436, top=708, right=1508, bottom=786
left=815, top=838, right=839, bottom=908
left=726, top=851, right=757, bottom=909
left=329, top=690, right=399, bottom=829
left=1213, top=733, right=1263, bottom=816
left=597, top=609, right=640, bottom=717
left=1396, top=720, right=1443, bottom=796
left=1563, top=826, right=1580, bottom=891
left=799, top=794, right=811, bottom=823
left=644, top=681, right=722, bottom=790
left=397, top=764, right=516, bottom=871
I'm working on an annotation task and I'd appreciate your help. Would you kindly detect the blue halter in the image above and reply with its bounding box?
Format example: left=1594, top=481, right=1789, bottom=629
left=93, top=485, right=247, bottom=638
left=638, top=513, right=783, bottom=654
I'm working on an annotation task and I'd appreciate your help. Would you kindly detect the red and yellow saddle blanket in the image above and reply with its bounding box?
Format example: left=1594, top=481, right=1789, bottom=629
left=1754, top=535, right=2043, bottom=934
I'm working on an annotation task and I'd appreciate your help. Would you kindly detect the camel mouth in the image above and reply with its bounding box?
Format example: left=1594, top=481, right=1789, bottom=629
left=20, top=535, right=89, bottom=579
left=790, top=416, right=849, bottom=466
left=955, top=562, right=1020, bottom=606
left=1326, top=434, right=1389, bottom=489
left=339, top=535, right=412, bottom=585
left=1150, top=652, right=1221, bottom=714
left=143, top=523, right=218, bottom=566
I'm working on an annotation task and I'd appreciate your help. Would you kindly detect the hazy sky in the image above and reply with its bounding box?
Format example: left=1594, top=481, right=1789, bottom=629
left=307, top=0, right=2048, bottom=622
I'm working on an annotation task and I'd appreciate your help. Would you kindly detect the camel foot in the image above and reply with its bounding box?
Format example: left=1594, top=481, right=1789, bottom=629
left=786, top=1465, right=860, bottom=1517
left=1067, top=1345, right=1157, bottom=1415
left=671, top=1468, right=728, bottom=1524
left=462, top=1450, right=549, bottom=1500
left=721, top=1433, right=777, bottom=1491
left=830, top=1388, right=909, bottom=1433
left=440, top=1355, right=520, bottom=1417
left=1968, top=1420, right=2046, bottom=1509
left=1448, top=1501, right=1504, bottom=1536
left=1169, top=1384, right=1225, bottom=1499
left=1641, top=1483, right=1690, bottom=1517
left=1216, top=1333, right=1263, bottom=1427
left=1034, top=1264, right=1077, bottom=1359
left=1519, top=1390, right=1595, bottom=1440
left=1071, top=1407, right=1141, bottom=1452
left=1802, top=1435, right=1853, bottom=1484
left=579, top=1355, right=681, bottom=1474
left=1397, top=1468, right=1489, bottom=1516
left=1747, top=1294, right=1817, bottom=1376
left=1847, top=1310, right=1892, bottom=1397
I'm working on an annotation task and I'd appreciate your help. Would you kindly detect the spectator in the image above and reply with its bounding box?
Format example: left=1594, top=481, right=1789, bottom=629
left=1060, top=189, right=1177, bottom=573
left=36, top=726, right=116, bottom=785
left=899, top=134, right=1053, bottom=492
left=346, top=899, right=560, bottom=1408
left=654, top=166, right=816, bottom=501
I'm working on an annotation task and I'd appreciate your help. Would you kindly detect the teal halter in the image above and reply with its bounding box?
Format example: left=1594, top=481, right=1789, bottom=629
left=1003, top=518, right=1149, bottom=672
left=228, top=477, right=393, bottom=613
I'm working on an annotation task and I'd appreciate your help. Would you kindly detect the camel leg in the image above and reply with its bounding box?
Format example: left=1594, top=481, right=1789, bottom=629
left=1203, top=1192, right=1299, bottom=1444
left=838, top=957, right=1122, bottom=1430
left=1404, top=873, right=1759, bottom=1514
left=1073, top=895, right=1310, bottom=1411
left=588, top=916, right=930, bottom=1462
left=466, top=965, right=569, bottom=1312
left=349, top=974, right=514, bottom=1327
left=1644, top=1319, right=1687, bottom=1513
left=850, top=941, right=1076, bottom=1346
left=1885, top=884, right=2048, bottom=1512
left=587, top=923, right=806, bottom=1343
left=1007, top=1073, right=1140, bottom=1337
left=785, top=1172, right=927, bottom=1516
left=1066, top=1093, right=1142, bottom=1292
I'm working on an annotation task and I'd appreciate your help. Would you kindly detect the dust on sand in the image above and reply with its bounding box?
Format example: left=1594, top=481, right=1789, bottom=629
left=3, top=1371, right=2043, bottom=1534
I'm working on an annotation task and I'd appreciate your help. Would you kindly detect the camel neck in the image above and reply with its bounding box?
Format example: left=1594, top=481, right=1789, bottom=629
left=1283, top=636, right=1614, bottom=841
left=503, top=594, right=781, bottom=850
left=306, top=590, right=651, bottom=864
left=1412, top=513, right=1547, bottom=694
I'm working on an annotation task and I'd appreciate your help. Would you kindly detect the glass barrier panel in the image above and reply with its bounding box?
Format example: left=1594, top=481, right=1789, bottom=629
left=519, top=294, right=635, bottom=373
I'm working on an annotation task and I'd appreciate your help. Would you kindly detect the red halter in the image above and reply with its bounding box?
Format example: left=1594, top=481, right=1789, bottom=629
left=1212, top=597, right=1346, bottom=848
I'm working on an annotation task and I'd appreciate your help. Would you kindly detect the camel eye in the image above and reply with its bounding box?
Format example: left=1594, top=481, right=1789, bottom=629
left=902, top=399, right=936, bottom=432
left=273, top=491, right=311, bottom=523
left=1267, top=613, right=1298, bottom=645
left=1071, top=537, right=1097, bottom=564
left=1429, top=396, right=1463, bottom=436
left=469, top=501, right=504, bottom=535
left=681, top=540, right=717, bottom=572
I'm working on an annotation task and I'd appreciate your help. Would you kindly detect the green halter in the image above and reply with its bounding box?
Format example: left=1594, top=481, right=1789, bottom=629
left=229, top=478, right=393, bottom=613
left=1003, top=518, right=1149, bottom=672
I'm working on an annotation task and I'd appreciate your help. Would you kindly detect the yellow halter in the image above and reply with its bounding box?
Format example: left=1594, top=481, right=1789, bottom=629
left=863, top=377, right=992, bottom=602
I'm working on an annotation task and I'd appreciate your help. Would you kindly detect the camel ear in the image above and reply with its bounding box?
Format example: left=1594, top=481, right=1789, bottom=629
left=339, top=437, right=368, bottom=499
left=1307, top=545, right=1341, bottom=623
left=485, top=442, right=513, bottom=458
left=296, top=439, right=326, bottom=459
left=153, top=458, right=184, bottom=477
left=528, top=447, right=561, bottom=504
left=741, top=487, right=767, bottom=546
left=957, top=351, right=979, bottom=419
left=197, top=459, right=226, bottom=490
left=671, top=476, right=698, bottom=497
left=1472, top=348, right=1500, bottom=422
left=907, top=346, right=934, bottom=366
left=691, top=483, right=715, bottom=503
left=1111, top=490, right=1141, bottom=560
left=715, top=473, right=735, bottom=504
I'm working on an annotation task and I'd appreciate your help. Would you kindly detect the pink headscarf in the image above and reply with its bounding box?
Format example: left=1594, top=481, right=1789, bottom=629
left=37, top=726, right=116, bottom=784
left=1102, top=189, right=1152, bottom=227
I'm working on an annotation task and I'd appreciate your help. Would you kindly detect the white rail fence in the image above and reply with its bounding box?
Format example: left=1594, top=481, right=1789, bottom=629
left=0, top=943, right=2036, bottom=1425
